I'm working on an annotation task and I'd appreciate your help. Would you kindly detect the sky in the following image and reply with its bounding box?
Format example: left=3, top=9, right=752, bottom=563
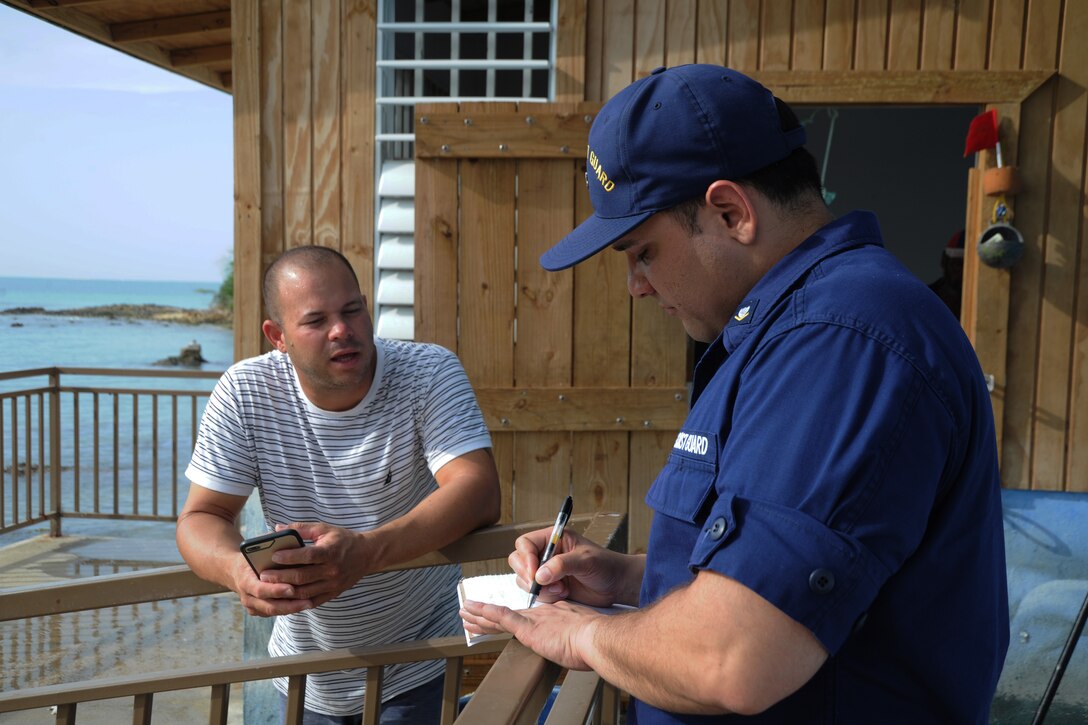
left=0, top=5, right=233, bottom=283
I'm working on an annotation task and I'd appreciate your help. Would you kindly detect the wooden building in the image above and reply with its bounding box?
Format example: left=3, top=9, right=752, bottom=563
left=7, top=0, right=1087, bottom=556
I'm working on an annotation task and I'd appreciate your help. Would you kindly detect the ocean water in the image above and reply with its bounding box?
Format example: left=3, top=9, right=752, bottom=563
left=0, top=277, right=234, bottom=543
left=0, top=276, right=233, bottom=373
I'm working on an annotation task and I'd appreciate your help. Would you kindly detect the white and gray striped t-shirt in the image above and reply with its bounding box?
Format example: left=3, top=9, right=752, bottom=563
left=185, top=338, right=492, bottom=715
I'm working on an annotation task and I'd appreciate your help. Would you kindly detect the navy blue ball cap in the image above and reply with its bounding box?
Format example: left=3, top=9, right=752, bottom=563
left=541, top=65, right=807, bottom=271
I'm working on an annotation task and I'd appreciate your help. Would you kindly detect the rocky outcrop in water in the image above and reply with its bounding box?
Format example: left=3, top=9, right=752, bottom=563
left=0, top=304, right=232, bottom=327
left=154, top=341, right=209, bottom=368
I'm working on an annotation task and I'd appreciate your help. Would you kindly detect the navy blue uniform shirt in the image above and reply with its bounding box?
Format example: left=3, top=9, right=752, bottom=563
left=632, top=212, right=1009, bottom=724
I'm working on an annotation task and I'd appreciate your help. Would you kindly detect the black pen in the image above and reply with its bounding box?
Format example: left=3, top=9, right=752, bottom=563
left=527, top=495, right=573, bottom=608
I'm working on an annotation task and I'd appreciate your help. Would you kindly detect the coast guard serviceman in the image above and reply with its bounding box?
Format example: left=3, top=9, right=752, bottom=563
left=461, top=65, right=1009, bottom=723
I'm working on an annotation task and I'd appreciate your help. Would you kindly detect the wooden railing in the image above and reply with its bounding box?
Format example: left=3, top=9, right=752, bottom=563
left=0, top=512, right=627, bottom=724
left=0, top=367, right=219, bottom=537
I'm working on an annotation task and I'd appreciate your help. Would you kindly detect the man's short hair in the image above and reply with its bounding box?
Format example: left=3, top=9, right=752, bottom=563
left=668, top=99, right=824, bottom=235
left=739, top=99, right=824, bottom=207
left=263, top=246, right=360, bottom=324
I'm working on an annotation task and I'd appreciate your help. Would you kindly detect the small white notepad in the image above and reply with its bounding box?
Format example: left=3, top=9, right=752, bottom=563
left=456, top=573, right=637, bottom=646
left=456, top=573, right=533, bottom=646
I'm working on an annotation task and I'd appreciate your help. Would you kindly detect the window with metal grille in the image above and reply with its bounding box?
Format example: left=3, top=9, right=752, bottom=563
left=374, top=0, right=555, bottom=340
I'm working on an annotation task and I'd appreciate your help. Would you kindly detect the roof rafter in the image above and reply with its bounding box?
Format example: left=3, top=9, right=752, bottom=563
left=170, top=43, right=232, bottom=68
left=25, top=0, right=112, bottom=7
left=1, top=0, right=229, bottom=93
left=110, top=10, right=229, bottom=44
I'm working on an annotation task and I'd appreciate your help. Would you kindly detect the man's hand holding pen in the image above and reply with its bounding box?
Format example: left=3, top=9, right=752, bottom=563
left=508, top=527, right=627, bottom=609
left=460, top=522, right=613, bottom=672
left=527, top=495, right=573, bottom=607
left=460, top=493, right=648, bottom=670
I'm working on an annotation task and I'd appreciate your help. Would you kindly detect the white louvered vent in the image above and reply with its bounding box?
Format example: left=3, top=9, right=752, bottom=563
left=374, top=161, right=416, bottom=339
left=373, top=0, right=555, bottom=340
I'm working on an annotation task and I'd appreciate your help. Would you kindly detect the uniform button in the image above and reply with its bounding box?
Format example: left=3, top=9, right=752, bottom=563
left=651, top=66, right=667, bottom=75
left=809, top=568, right=835, bottom=594
left=707, top=517, right=727, bottom=540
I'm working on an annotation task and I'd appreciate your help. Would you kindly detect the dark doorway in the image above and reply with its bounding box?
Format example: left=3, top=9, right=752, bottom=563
left=802, top=105, right=978, bottom=287
left=688, top=106, right=979, bottom=380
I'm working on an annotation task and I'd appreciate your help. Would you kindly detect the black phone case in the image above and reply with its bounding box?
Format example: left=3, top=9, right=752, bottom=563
left=240, top=529, right=304, bottom=575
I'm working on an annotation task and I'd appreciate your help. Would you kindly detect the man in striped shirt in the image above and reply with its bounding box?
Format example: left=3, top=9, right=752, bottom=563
left=177, top=246, right=500, bottom=723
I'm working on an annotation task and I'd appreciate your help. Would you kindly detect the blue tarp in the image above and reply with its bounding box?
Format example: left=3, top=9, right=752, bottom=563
left=992, top=489, right=1088, bottom=723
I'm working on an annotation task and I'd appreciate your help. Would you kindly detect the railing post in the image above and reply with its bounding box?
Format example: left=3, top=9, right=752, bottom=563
left=48, top=369, right=62, bottom=538
left=55, top=702, right=76, bottom=724
left=209, top=683, right=231, bottom=725
left=363, top=666, right=384, bottom=725
left=132, top=692, right=153, bottom=725
left=285, top=675, right=307, bottom=725
left=441, top=656, right=464, bottom=725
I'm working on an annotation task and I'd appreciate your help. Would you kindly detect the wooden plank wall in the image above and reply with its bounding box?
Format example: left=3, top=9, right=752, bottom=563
left=574, top=0, right=1085, bottom=493
left=414, top=103, right=689, bottom=556
left=232, top=0, right=376, bottom=362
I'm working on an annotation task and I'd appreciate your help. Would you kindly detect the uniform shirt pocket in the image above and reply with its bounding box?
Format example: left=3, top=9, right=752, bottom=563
left=645, top=430, right=719, bottom=523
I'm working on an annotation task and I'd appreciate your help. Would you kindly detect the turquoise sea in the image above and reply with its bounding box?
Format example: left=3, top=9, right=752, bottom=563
left=0, top=276, right=233, bottom=373
left=0, top=277, right=234, bottom=543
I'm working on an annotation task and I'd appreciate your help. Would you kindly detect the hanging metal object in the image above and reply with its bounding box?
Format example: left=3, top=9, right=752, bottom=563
left=977, top=222, right=1025, bottom=269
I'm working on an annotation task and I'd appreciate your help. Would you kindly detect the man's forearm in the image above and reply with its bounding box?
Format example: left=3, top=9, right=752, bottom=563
left=365, top=477, right=498, bottom=572
left=176, top=510, right=246, bottom=591
left=574, top=572, right=827, bottom=716
left=581, top=599, right=733, bottom=715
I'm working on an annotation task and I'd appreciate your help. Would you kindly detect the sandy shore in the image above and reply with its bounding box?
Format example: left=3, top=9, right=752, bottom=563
left=1, top=303, right=232, bottom=327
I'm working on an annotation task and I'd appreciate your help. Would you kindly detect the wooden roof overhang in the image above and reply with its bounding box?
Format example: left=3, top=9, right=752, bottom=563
left=2, top=0, right=232, bottom=93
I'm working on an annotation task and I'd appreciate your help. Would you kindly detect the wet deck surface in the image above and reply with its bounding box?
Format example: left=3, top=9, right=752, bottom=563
left=0, top=522, right=244, bottom=723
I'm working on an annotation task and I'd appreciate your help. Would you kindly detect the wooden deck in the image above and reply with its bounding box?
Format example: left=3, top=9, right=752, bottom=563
left=0, top=524, right=244, bottom=723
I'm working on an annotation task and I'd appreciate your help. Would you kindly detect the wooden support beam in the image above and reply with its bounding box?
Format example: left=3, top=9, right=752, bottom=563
left=170, top=43, right=232, bottom=68
left=110, top=10, right=230, bottom=43
left=474, top=387, right=689, bottom=432
left=6, top=2, right=228, bottom=92
left=25, top=0, right=111, bottom=7
left=751, top=70, right=1054, bottom=105
left=416, top=105, right=598, bottom=159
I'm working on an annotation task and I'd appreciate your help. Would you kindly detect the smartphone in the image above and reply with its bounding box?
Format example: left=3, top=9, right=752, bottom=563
left=240, top=529, right=304, bottom=575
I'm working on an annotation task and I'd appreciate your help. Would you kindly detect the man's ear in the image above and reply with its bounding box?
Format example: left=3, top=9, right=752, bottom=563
left=262, top=319, right=287, bottom=352
left=705, top=180, right=758, bottom=245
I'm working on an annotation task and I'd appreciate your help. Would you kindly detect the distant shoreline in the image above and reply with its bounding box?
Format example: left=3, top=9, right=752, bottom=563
left=1, top=304, right=233, bottom=327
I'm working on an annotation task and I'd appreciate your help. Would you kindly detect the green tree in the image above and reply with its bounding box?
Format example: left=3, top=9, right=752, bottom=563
left=213, top=257, right=233, bottom=311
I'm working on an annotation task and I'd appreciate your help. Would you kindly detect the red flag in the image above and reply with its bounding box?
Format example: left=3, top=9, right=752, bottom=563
left=963, top=109, right=999, bottom=157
